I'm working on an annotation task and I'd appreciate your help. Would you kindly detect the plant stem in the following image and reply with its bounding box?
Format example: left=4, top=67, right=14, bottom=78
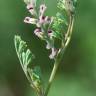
left=44, top=48, right=64, bottom=96
left=44, top=15, right=74, bottom=96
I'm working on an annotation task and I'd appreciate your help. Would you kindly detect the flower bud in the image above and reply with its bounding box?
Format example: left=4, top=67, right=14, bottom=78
left=24, top=17, right=37, bottom=24
left=39, top=4, right=47, bottom=16
left=39, top=15, right=46, bottom=24
left=48, top=30, right=53, bottom=38
left=38, top=16, right=53, bottom=26
left=27, top=4, right=36, bottom=15
left=34, top=28, right=44, bottom=39
left=24, top=0, right=36, bottom=6
left=49, top=48, right=57, bottom=59
left=24, top=0, right=37, bottom=15
left=64, top=0, right=75, bottom=13
left=46, top=41, right=51, bottom=49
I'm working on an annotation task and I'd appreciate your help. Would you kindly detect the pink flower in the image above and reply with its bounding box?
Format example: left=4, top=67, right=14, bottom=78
left=27, top=4, right=36, bottom=15
left=39, top=4, right=47, bottom=16
left=24, top=17, right=37, bottom=24
left=24, top=0, right=37, bottom=15
left=38, top=16, right=53, bottom=26
left=48, top=30, right=53, bottom=36
left=34, top=28, right=44, bottom=39
left=39, top=15, right=46, bottom=24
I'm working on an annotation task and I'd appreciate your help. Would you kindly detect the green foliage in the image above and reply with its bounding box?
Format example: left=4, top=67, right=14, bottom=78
left=52, top=12, right=68, bottom=40
left=14, top=35, right=43, bottom=94
left=52, top=0, right=77, bottom=40
left=14, top=36, right=35, bottom=69
left=56, top=12, right=68, bottom=26
left=28, top=67, right=42, bottom=91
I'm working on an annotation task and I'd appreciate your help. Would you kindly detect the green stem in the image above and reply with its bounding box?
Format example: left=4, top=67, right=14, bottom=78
left=44, top=15, right=74, bottom=96
left=44, top=47, right=65, bottom=96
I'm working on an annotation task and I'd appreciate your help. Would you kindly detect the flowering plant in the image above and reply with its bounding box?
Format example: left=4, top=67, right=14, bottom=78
left=14, top=0, right=77, bottom=96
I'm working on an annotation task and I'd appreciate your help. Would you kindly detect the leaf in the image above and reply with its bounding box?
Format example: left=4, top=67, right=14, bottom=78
left=14, top=36, right=43, bottom=93
left=14, top=35, right=35, bottom=70
left=52, top=14, right=66, bottom=39
left=22, top=52, right=26, bottom=65
left=53, top=31, right=63, bottom=40
left=25, top=49, right=35, bottom=66
left=18, top=40, right=26, bottom=54
left=56, top=12, right=68, bottom=26
left=28, top=66, right=42, bottom=81
left=33, top=66, right=42, bottom=79
left=57, top=0, right=66, bottom=10
left=26, top=49, right=32, bottom=64
left=14, top=36, right=21, bottom=52
left=28, top=67, right=41, bottom=85
left=14, top=36, right=27, bottom=55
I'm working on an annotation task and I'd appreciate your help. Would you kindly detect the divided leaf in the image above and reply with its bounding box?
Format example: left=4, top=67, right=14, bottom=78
left=26, top=49, right=34, bottom=65
left=14, top=35, right=35, bottom=68
left=52, top=12, right=68, bottom=40
left=14, top=35, right=43, bottom=93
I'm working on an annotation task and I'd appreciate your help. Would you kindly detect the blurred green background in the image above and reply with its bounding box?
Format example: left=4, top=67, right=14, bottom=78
left=0, top=0, right=96, bottom=96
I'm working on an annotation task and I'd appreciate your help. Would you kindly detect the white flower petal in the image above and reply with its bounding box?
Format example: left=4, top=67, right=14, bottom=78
left=39, top=4, right=47, bottom=16
left=24, top=17, right=37, bottom=24
left=49, top=48, right=57, bottom=59
left=46, top=42, right=51, bottom=49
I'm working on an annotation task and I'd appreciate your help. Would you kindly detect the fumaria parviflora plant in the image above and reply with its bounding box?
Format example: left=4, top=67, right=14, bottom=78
left=14, top=0, right=77, bottom=96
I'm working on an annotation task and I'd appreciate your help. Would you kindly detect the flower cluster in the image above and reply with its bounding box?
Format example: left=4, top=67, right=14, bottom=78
left=14, top=0, right=77, bottom=96
left=24, top=0, right=57, bottom=59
